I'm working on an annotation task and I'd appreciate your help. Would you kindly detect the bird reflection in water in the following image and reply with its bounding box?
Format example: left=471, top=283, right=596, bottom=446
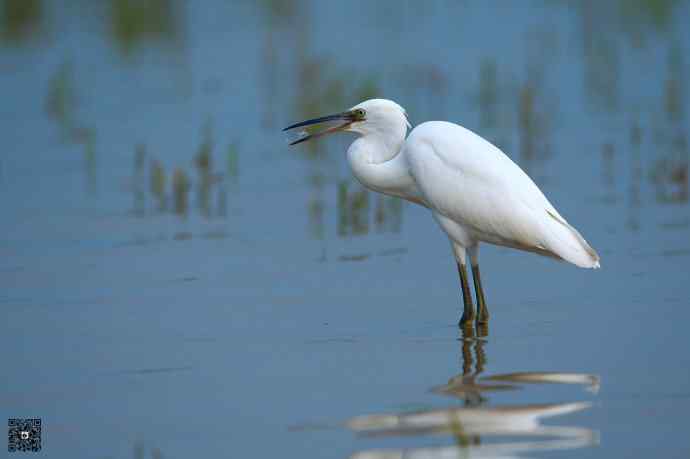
left=346, top=327, right=599, bottom=459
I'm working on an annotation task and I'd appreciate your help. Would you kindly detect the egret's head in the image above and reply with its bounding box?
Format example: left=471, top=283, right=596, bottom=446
left=284, top=98, right=410, bottom=146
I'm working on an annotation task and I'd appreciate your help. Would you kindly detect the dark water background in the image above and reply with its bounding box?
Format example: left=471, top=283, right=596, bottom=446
left=1, top=1, right=689, bottom=458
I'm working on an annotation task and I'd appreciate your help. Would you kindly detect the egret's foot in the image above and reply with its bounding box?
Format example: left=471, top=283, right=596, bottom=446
left=476, top=310, right=489, bottom=325
left=475, top=321, right=489, bottom=338
left=471, top=264, right=489, bottom=327
left=458, top=313, right=475, bottom=328
left=460, top=323, right=476, bottom=340
left=456, top=262, right=475, bottom=328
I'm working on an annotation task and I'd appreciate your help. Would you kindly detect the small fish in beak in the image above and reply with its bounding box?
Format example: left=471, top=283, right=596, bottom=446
left=283, top=109, right=364, bottom=145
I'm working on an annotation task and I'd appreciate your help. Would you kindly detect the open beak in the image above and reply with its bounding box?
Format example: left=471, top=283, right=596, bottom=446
left=283, top=111, right=354, bottom=146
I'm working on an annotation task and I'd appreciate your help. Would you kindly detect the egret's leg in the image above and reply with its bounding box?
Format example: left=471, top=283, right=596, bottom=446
left=452, top=244, right=475, bottom=326
left=457, top=262, right=475, bottom=325
left=469, top=246, right=489, bottom=324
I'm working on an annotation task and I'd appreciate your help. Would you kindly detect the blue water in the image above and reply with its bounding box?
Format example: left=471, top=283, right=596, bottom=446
left=2, top=1, right=689, bottom=458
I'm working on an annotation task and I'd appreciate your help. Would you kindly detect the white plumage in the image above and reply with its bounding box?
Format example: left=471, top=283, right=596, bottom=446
left=404, top=121, right=600, bottom=269
left=285, top=98, right=599, bottom=326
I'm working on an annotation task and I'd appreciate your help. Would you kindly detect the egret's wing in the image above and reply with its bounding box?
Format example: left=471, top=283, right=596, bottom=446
left=405, top=121, right=599, bottom=268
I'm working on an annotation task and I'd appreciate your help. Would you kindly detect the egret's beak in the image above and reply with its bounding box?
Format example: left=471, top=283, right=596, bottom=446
left=283, top=111, right=355, bottom=146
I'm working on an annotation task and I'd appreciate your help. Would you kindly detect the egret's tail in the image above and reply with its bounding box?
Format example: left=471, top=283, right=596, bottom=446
left=543, top=210, right=600, bottom=269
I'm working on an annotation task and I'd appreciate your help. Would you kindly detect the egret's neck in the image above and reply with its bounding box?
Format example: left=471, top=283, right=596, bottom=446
left=347, top=131, right=420, bottom=203
left=348, top=128, right=405, bottom=165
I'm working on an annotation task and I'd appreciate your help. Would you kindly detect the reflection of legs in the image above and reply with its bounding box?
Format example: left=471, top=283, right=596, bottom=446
left=469, top=246, right=489, bottom=325
left=460, top=325, right=488, bottom=383
left=454, top=244, right=475, bottom=326
left=473, top=335, right=486, bottom=376
left=459, top=326, right=484, bottom=446
left=461, top=325, right=474, bottom=376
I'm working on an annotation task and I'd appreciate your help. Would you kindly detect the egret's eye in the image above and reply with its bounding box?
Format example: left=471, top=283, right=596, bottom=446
left=353, top=108, right=366, bottom=120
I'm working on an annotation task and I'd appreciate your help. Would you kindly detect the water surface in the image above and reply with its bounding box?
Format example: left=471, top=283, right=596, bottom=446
left=1, top=1, right=690, bottom=458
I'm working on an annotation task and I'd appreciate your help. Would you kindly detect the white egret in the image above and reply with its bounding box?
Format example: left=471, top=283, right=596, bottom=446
left=284, top=99, right=599, bottom=327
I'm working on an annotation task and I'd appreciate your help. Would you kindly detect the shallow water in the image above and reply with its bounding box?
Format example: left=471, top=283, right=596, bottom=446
left=2, top=1, right=690, bottom=458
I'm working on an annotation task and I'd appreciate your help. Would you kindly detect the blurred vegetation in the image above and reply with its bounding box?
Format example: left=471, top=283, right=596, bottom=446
left=133, top=441, right=164, bottom=459
left=132, top=128, right=236, bottom=220
left=404, top=63, right=450, bottom=119
left=650, top=136, right=688, bottom=203
left=84, top=133, right=97, bottom=195
left=109, top=0, right=177, bottom=55
left=259, top=0, right=297, bottom=26
left=627, top=122, right=643, bottom=230
left=258, top=0, right=298, bottom=127
left=473, top=58, right=514, bottom=151
left=478, top=59, right=498, bottom=130
left=290, top=19, right=393, bottom=241
left=133, top=144, right=147, bottom=216
left=294, top=56, right=346, bottom=159
left=194, top=122, right=214, bottom=218
left=172, top=167, right=189, bottom=217
left=581, top=10, right=620, bottom=114
left=350, top=186, right=369, bottom=236
left=568, top=0, right=684, bottom=43
left=620, top=0, right=682, bottom=29
left=10, top=0, right=688, bottom=241
left=664, top=43, right=685, bottom=123
left=337, top=181, right=349, bottom=238
left=307, top=173, right=324, bottom=240
left=44, top=62, right=76, bottom=136
left=600, top=143, right=617, bottom=203
left=650, top=43, right=688, bottom=204
left=649, top=42, right=688, bottom=204
left=44, top=61, right=100, bottom=194
left=0, top=0, right=42, bottom=44
left=374, top=193, right=402, bottom=234
left=517, top=82, right=552, bottom=178
left=294, top=50, right=382, bottom=159
left=337, top=180, right=403, bottom=238
left=150, top=159, right=167, bottom=212
left=354, top=76, right=379, bottom=102
left=226, top=143, right=239, bottom=185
